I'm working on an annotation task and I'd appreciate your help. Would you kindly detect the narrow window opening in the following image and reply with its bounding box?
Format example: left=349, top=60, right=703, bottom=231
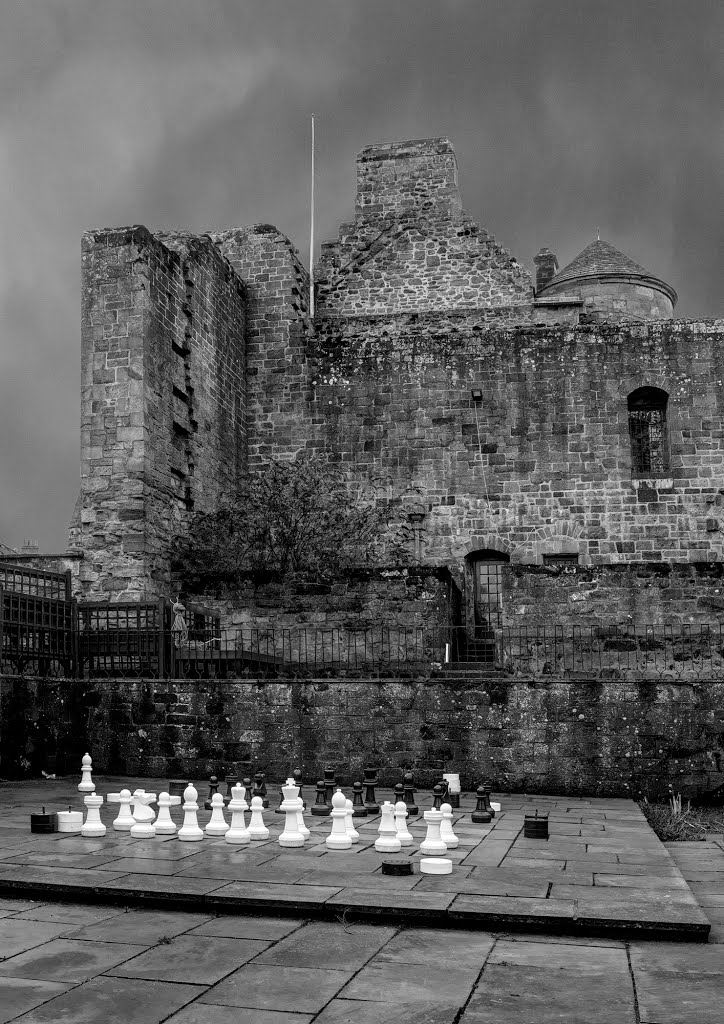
left=628, top=387, right=669, bottom=476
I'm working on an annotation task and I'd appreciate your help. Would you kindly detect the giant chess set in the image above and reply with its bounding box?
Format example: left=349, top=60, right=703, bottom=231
left=30, top=754, right=503, bottom=876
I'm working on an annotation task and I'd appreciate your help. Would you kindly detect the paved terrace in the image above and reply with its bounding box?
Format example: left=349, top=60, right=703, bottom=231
left=0, top=778, right=711, bottom=943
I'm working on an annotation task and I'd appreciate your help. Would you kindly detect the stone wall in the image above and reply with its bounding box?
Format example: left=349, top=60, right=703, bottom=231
left=211, top=226, right=310, bottom=470
left=304, top=316, right=724, bottom=572
left=70, top=227, right=246, bottom=600
left=315, top=138, right=533, bottom=316
left=503, top=562, right=724, bottom=627
left=187, top=567, right=460, bottom=632
left=3, top=673, right=722, bottom=800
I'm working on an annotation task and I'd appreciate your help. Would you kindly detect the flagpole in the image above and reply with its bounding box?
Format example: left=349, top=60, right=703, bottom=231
left=309, top=114, right=315, bottom=319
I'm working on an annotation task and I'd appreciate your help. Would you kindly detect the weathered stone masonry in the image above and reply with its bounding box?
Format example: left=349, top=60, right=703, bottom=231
left=68, top=137, right=724, bottom=634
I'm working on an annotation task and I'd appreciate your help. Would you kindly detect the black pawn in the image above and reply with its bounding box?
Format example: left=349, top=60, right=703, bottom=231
left=294, top=768, right=306, bottom=810
left=242, top=777, right=252, bottom=803
left=363, top=767, right=379, bottom=814
left=323, top=767, right=336, bottom=809
left=432, top=784, right=444, bottom=810
left=204, top=775, right=219, bottom=810
left=393, top=783, right=405, bottom=806
left=311, top=779, right=331, bottom=816
left=403, top=772, right=418, bottom=816
left=472, top=785, right=492, bottom=823
left=352, top=781, right=368, bottom=817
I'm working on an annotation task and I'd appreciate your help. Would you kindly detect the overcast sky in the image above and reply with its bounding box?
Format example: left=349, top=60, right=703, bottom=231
left=1, top=0, right=722, bottom=551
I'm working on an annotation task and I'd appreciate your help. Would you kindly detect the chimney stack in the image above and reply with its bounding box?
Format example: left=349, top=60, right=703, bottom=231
left=533, top=247, right=558, bottom=293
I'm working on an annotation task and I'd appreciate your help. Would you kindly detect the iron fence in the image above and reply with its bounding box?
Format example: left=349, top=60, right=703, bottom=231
left=0, top=588, right=77, bottom=678
left=2, top=615, right=724, bottom=680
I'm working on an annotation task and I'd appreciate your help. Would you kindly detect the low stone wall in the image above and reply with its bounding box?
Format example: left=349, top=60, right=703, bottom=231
left=184, top=567, right=462, bottom=633
left=2, top=673, right=722, bottom=800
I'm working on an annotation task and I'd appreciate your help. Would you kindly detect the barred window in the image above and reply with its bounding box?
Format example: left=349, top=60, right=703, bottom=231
left=628, top=387, right=668, bottom=476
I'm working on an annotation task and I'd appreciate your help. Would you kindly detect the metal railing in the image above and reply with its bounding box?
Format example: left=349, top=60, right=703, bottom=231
left=2, top=619, right=724, bottom=680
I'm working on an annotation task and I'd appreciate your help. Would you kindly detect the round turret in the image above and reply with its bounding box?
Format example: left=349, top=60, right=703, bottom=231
left=536, top=238, right=676, bottom=321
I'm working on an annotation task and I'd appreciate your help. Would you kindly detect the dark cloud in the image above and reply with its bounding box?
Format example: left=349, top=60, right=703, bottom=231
left=0, top=0, right=721, bottom=549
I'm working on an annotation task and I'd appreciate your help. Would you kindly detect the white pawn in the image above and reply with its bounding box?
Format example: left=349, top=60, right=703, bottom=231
left=345, top=799, right=360, bottom=843
left=394, top=800, right=413, bottom=846
left=326, top=789, right=352, bottom=850
left=81, top=793, right=105, bottom=837
left=178, top=784, right=204, bottom=842
left=248, top=796, right=270, bottom=840
left=78, top=753, right=95, bottom=793
left=205, top=793, right=230, bottom=836
left=440, top=802, right=459, bottom=849
left=225, top=784, right=251, bottom=845
left=420, top=808, right=447, bottom=856
left=130, top=794, right=157, bottom=838
left=107, top=789, right=134, bottom=831
left=374, top=801, right=401, bottom=854
left=279, top=780, right=305, bottom=848
left=130, top=790, right=156, bottom=824
left=154, top=793, right=181, bottom=835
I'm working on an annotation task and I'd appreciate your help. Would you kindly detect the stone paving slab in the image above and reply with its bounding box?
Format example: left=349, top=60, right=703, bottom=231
left=0, top=894, right=722, bottom=1024
left=0, top=777, right=711, bottom=941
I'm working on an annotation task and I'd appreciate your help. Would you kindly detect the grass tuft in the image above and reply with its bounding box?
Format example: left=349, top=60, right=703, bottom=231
left=640, top=787, right=724, bottom=842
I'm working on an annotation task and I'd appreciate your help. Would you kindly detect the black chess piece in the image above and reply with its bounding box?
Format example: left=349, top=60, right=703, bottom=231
left=293, top=768, right=306, bottom=810
left=393, top=782, right=405, bottom=806
left=471, top=784, right=492, bottom=823
left=403, top=772, right=418, bottom=816
left=310, top=779, right=331, bottom=816
left=351, top=781, right=368, bottom=817
left=253, top=772, right=269, bottom=809
left=480, top=782, right=495, bottom=818
left=363, top=767, right=379, bottom=814
left=274, top=780, right=287, bottom=813
left=204, top=775, right=219, bottom=810
left=432, top=783, right=444, bottom=810
left=242, top=778, right=252, bottom=803
left=223, top=774, right=238, bottom=806
left=323, top=767, right=336, bottom=809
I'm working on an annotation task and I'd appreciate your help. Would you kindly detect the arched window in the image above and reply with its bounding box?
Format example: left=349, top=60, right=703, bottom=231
left=628, top=387, right=668, bottom=476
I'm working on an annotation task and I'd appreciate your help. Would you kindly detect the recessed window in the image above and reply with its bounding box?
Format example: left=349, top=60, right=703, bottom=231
left=543, top=553, right=579, bottom=567
left=628, top=387, right=669, bottom=476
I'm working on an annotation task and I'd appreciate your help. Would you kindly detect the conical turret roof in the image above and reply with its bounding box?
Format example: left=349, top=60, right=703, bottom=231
left=549, top=239, right=648, bottom=287
left=543, top=238, right=676, bottom=307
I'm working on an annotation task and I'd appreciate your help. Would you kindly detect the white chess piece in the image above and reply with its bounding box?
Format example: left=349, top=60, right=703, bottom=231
left=248, top=796, right=270, bottom=840
left=78, top=753, right=95, bottom=793
left=326, top=789, right=353, bottom=850
left=205, top=793, right=230, bottom=836
left=178, top=784, right=204, bottom=842
left=420, top=808, right=447, bottom=856
left=394, top=800, right=413, bottom=846
left=81, top=793, right=106, bottom=837
left=154, top=793, right=181, bottom=835
left=295, top=785, right=310, bottom=839
left=130, top=793, right=157, bottom=838
left=345, top=798, right=360, bottom=843
left=278, top=780, right=305, bottom=847
left=440, top=802, right=459, bottom=849
left=107, top=789, right=135, bottom=831
left=225, top=784, right=251, bottom=845
left=130, top=790, right=156, bottom=824
left=374, top=801, right=401, bottom=853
